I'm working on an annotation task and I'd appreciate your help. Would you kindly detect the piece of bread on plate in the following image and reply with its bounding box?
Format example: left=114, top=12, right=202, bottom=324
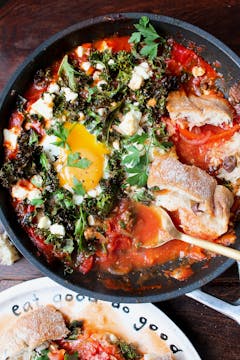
left=0, top=305, right=69, bottom=360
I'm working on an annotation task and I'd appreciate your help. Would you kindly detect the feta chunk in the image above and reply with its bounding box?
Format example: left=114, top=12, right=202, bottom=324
left=76, top=45, right=84, bottom=57
left=3, top=128, right=19, bottom=150
left=81, top=61, right=91, bottom=72
left=128, top=62, right=152, bottom=90
left=97, top=107, right=107, bottom=117
left=38, top=216, right=51, bottom=230
left=88, top=185, right=102, bottom=197
left=27, top=189, right=42, bottom=201
left=61, top=87, right=78, bottom=102
left=48, top=82, right=60, bottom=94
left=117, top=110, right=142, bottom=136
left=30, top=93, right=54, bottom=119
left=50, top=223, right=65, bottom=236
left=11, top=185, right=29, bottom=200
left=96, top=62, right=105, bottom=71
left=128, top=72, right=144, bottom=91
left=31, top=175, right=43, bottom=188
left=40, top=135, right=61, bottom=160
left=72, top=194, right=84, bottom=205
left=108, top=59, right=115, bottom=66
left=93, top=71, right=101, bottom=80
left=11, top=184, right=41, bottom=202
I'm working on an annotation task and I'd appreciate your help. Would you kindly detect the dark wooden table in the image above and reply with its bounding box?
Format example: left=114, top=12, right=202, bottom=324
left=0, top=1, right=240, bottom=359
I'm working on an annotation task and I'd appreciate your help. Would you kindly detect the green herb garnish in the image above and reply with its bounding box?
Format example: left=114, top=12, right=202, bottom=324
left=129, top=16, right=165, bottom=60
left=67, top=152, right=92, bottom=169
left=73, top=177, right=86, bottom=195
left=58, top=55, right=80, bottom=91
left=52, top=123, right=71, bottom=150
left=30, top=198, right=43, bottom=206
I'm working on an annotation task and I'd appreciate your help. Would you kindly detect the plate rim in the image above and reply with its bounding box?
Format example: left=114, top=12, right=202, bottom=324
left=0, top=276, right=201, bottom=360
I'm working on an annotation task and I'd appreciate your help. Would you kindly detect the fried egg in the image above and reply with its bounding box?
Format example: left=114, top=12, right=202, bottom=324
left=55, top=122, right=109, bottom=191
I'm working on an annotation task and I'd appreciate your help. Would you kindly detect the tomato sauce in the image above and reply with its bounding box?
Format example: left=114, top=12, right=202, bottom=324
left=95, top=201, right=207, bottom=275
left=171, top=122, right=240, bottom=170
left=6, top=33, right=237, bottom=284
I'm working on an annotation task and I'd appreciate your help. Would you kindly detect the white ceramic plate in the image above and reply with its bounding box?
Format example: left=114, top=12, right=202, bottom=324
left=0, top=277, right=201, bottom=359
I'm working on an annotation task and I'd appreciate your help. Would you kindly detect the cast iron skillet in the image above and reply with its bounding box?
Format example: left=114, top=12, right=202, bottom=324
left=0, top=13, right=240, bottom=303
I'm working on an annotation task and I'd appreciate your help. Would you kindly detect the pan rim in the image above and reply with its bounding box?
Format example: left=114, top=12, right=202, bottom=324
left=0, top=12, right=239, bottom=303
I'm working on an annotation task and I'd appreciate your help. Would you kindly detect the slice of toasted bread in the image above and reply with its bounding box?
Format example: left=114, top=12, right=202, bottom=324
left=0, top=305, right=69, bottom=360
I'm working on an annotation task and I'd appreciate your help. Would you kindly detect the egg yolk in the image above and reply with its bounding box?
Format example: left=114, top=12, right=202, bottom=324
left=55, top=122, right=109, bottom=191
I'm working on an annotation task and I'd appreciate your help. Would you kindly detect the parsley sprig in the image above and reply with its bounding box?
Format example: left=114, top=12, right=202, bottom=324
left=67, top=152, right=92, bottom=169
left=73, top=177, right=86, bottom=195
left=58, top=55, right=80, bottom=91
left=52, top=123, right=71, bottom=150
left=129, top=16, right=166, bottom=60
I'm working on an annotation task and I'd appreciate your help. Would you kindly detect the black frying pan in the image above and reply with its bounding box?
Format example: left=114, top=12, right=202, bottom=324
left=0, top=13, right=239, bottom=302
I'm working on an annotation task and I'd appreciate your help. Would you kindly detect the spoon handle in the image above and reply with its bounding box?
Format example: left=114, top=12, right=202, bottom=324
left=180, top=233, right=240, bottom=261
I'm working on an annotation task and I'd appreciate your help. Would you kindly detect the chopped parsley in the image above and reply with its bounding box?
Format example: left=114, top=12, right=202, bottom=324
left=129, top=16, right=166, bottom=59
left=67, top=152, right=92, bottom=169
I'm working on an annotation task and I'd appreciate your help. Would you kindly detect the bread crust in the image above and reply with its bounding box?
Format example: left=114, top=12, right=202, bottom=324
left=148, top=155, right=217, bottom=214
left=166, top=89, right=233, bottom=128
left=148, top=155, right=234, bottom=239
left=0, top=305, right=69, bottom=359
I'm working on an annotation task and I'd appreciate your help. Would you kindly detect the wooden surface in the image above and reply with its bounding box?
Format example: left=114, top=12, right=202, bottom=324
left=0, top=1, right=240, bottom=359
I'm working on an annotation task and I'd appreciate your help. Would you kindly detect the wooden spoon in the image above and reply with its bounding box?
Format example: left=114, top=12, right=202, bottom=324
left=140, top=207, right=240, bottom=261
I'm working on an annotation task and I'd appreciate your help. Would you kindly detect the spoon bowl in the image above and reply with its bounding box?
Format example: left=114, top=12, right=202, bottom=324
left=140, top=207, right=240, bottom=262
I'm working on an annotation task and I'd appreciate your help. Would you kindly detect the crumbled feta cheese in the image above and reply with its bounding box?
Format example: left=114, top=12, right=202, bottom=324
left=11, top=185, right=29, bottom=200
left=48, top=82, right=60, bottom=94
left=88, top=185, right=102, bottom=197
left=135, top=62, right=152, bottom=79
left=88, top=215, right=95, bottom=226
left=97, top=107, right=107, bottom=117
left=61, top=87, right=78, bottom=102
left=31, top=175, right=43, bottom=188
left=93, top=71, right=101, bottom=81
left=0, top=232, right=20, bottom=265
left=81, top=61, right=91, bottom=72
left=72, top=194, right=84, bottom=205
left=11, top=184, right=42, bottom=202
left=96, top=62, right=105, bottom=71
left=38, top=216, right=51, bottom=230
left=3, top=128, right=19, bottom=150
left=192, top=66, right=205, bottom=77
left=30, top=93, right=54, bottom=119
left=40, top=135, right=61, bottom=160
left=97, top=80, right=107, bottom=91
left=128, top=72, right=144, bottom=91
left=117, top=109, right=142, bottom=136
left=50, top=223, right=65, bottom=236
left=128, top=62, right=152, bottom=90
left=27, top=189, right=42, bottom=201
left=76, top=45, right=84, bottom=57
left=108, top=59, right=115, bottom=66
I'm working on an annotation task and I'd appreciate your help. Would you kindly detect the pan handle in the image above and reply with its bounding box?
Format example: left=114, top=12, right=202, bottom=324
left=186, top=289, right=240, bottom=325
left=186, top=261, right=240, bottom=325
